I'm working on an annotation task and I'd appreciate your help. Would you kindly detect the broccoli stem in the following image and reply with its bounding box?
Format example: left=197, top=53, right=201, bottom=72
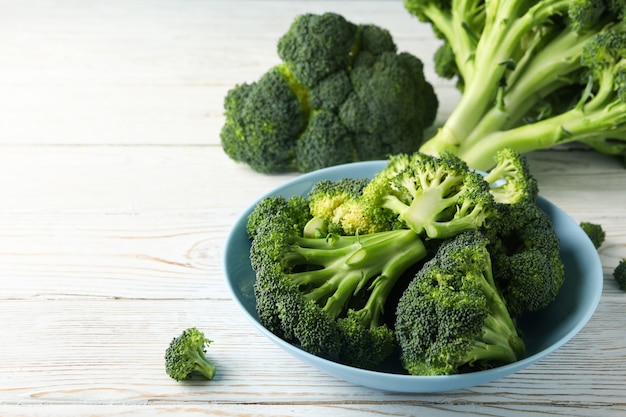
left=466, top=29, right=590, bottom=143
left=354, top=233, right=429, bottom=328
left=288, top=229, right=427, bottom=323
left=382, top=173, right=462, bottom=236
left=459, top=94, right=626, bottom=170
left=415, top=2, right=477, bottom=82
left=467, top=254, right=525, bottom=365
left=419, top=0, right=572, bottom=157
left=189, top=348, right=217, bottom=380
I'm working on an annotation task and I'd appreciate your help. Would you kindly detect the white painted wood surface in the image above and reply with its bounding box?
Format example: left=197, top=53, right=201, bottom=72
left=0, top=1, right=625, bottom=415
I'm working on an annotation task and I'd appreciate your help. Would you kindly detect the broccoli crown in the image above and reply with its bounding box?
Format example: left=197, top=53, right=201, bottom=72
left=578, top=24, right=626, bottom=114
left=221, top=12, right=438, bottom=173
left=579, top=221, right=606, bottom=249
left=614, top=259, right=626, bottom=291
left=395, top=231, right=525, bottom=376
left=483, top=148, right=539, bottom=205
left=165, top=327, right=216, bottom=381
left=408, top=0, right=626, bottom=170
left=362, top=152, right=496, bottom=239
left=248, top=194, right=429, bottom=369
left=489, top=203, right=565, bottom=318
left=339, top=50, right=438, bottom=161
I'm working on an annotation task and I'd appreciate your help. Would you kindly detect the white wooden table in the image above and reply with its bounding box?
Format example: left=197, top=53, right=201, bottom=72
left=1, top=1, right=625, bottom=416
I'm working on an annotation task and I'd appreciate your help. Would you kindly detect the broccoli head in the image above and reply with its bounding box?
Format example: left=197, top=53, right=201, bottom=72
left=248, top=195, right=428, bottom=369
left=614, top=259, right=626, bottom=291
left=489, top=203, right=565, bottom=318
left=395, top=231, right=525, bottom=376
left=221, top=12, right=438, bottom=173
left=362, top=152, right=496, bottom=239
left=165, top=327, right=216, bottom=381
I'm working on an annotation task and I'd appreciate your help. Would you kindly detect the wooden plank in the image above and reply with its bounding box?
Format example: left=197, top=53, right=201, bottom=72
left=0, top=298, right=625, bottom=409
left=0, top=404, right=624, bottom=417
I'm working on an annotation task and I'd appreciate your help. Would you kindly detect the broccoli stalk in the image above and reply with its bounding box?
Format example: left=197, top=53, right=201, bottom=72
left=165, top=328, right=216, bottom=381
left=286, top=227, right=427, bottom=327
left=408, top=0, right=626, bottom=170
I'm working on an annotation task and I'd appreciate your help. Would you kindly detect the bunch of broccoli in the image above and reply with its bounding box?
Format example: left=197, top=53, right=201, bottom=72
left=406, top=0, right=626, bottom=170
left=246, top=149, right=565, bottom=374
left=220, top=12, right=438, bottom=173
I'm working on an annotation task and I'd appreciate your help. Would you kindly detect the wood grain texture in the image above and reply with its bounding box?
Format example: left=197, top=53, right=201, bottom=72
left=0, top=1, right=625, bottom=416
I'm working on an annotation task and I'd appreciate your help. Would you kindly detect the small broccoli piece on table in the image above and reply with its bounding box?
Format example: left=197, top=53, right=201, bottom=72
left=579, top=221, right=606, bottom=249
left=221, top=12, right=438, bottom=173
left=614, top=259, right=626, bottom=291
left=165, top=328, right=216, bottom=381
left=395, top=231, right=525, bottom=376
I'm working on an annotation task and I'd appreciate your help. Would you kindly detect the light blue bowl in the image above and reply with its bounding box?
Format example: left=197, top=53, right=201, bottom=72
left=223, top=161, right=603, bottom=393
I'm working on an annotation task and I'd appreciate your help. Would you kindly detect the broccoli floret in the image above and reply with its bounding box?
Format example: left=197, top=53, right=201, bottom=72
left=395, top=231, right=525, bottom=376
left=483, top=148, right=539, bottom=205
left=246, top=194, right=312, bottom=241
left=307, top=177, right=374, bottom=235
left=221, top=12, right=438, bottom=173
left=165, top=328, right=216, bottom=381
left=362, top=152, right=496, bottom=239
left=433, top=41, right=462, bottom=86
left=476, top=150, right=564, bottom=318
left=248, top=195, right=428, bottom=369
left=277, top=12, right=358, bottom=89
left=220, top=66, right=304, bottom=173
left=407, top=0, right=626, bottom=170
left=339, top=49, right=438, bottom=161
left=489, top=203, right=565, bottom=318
left=614, top=259, right=626, bottom=291
left=579, top=221, right=606, bottom=249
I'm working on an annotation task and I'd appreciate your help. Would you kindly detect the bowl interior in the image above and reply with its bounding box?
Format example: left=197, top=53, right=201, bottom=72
left=223, top=161, right=603, bottom=392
